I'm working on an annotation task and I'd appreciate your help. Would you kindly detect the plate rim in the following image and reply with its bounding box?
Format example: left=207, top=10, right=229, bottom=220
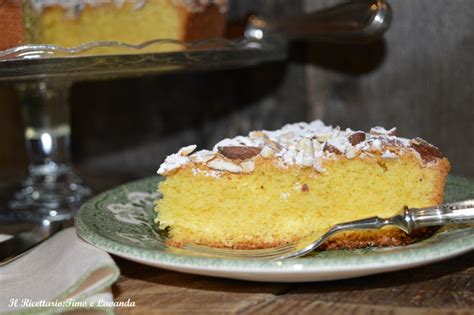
left=0, top=37, right=269, bottom=61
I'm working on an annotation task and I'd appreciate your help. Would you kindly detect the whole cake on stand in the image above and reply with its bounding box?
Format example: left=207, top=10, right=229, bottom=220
left=0, top=0, right=228, bottom=51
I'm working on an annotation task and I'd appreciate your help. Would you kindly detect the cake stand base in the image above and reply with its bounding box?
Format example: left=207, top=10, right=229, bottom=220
left=7, top=164, right=91, bottom=223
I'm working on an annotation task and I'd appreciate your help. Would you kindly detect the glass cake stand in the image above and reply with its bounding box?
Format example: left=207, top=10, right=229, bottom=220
left=0, top=0, right=391, bottom=223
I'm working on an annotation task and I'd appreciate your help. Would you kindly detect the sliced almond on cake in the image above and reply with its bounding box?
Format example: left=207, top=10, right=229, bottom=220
left=218, top=146, right=261, bottom=160
left=208, top=159, right=243, bottom=173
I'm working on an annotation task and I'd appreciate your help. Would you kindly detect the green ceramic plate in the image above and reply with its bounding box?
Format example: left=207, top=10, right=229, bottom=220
left=75, top=175, right=474, bottom=282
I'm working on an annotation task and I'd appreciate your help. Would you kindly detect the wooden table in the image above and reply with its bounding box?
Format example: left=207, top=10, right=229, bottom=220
left=112, top=252, right=474, bottom=314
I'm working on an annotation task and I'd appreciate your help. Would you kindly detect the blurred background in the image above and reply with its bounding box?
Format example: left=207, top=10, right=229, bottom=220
left=0, top=0, right=473, bottom=192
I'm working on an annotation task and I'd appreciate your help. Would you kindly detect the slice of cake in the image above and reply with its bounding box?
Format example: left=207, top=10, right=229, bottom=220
left=155, top=120, right=450, bottom=249
left=0, top=0, right=227, bottom=53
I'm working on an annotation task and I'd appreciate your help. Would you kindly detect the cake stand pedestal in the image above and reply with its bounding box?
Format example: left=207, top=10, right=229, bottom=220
left=0, top=0, right=391, bottom=223
left=8, top=80, right=91, bottom=222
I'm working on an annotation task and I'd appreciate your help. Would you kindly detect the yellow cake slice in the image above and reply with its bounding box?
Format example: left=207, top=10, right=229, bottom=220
left=155, top=120, right=450, bottom=249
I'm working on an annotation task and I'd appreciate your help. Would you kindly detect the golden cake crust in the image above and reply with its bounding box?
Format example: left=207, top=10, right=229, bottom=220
left=181, top=4, right=227, bottom=41
left=165, top=228, right=439, bottom=250
left=0, top=0, right=24, bottom=50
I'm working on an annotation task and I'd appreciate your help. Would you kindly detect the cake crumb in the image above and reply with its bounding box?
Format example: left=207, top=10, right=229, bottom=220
left=293, top=182, right=302, bottom=191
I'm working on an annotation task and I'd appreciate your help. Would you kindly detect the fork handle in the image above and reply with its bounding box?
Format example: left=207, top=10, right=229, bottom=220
left=405, top=200, right=474, bottom=230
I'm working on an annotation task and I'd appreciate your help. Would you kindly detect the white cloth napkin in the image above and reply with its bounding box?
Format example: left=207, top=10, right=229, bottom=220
left=0, top=228, right=120, bottom=314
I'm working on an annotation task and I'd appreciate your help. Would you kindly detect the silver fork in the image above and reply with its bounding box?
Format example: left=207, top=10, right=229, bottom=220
left=185, top=200, right=474, bottom=260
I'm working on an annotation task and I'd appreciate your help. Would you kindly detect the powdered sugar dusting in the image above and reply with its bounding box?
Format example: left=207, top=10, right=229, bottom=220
left=157, top=144, right=196, bottom=175
left=370, top=126, right=397, bottom=135
left=31, top=0, right=227, bottom=18
left=157, top=153, right=188, bottom=175
left=381, top=150, right=398, bottom=159
left=31, top=0, right=147, bottom=18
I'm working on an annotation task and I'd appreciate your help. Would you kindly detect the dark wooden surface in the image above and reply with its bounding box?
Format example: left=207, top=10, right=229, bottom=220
left=111, top=251, right=474, bottom=315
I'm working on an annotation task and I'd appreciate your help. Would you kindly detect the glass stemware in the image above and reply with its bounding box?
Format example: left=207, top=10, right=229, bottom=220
left=7, top=80, right=91, bottom=222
